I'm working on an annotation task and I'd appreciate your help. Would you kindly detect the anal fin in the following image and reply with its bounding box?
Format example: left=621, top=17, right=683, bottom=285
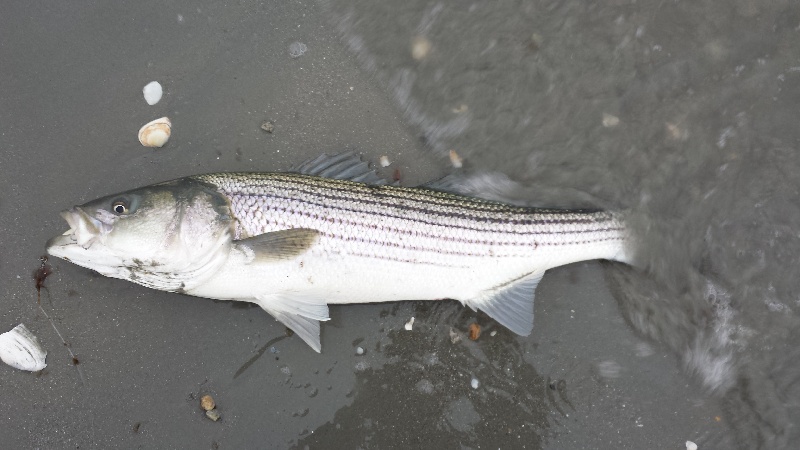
left=466, top=272, right=543, bottom=336
left=255, top=294, right=330, bottom=352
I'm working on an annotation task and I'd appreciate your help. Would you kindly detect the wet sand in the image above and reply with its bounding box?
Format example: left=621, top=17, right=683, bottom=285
left=0, top=1, right=737, bottom=448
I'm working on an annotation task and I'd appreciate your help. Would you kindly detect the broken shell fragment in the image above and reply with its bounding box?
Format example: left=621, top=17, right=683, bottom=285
left=0, top=324, right=47, bottom=372
left=404, top=317, right=415, bottom=331
left=449, top=327, right=462, bottom=344
left=379, top=155, right=391, bottom=167
left=200, top=395, right=215, bottom=411
left=205, top=409, right=221, bottom=422
left=142, top=81, right=163, bottom=105
left=138, top=117, right=171, bottom=148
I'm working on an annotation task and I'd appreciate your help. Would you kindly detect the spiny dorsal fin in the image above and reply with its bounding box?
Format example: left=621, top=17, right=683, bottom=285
left=255, top=294, right=330, bottom=352
left=293, top=151, right=389, bottom=185
left=236, top=228, right=319, bottom=261
left=466, top=272, right=544, bottom=336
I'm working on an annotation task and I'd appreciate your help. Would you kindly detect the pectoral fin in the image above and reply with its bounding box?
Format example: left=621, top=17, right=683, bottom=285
left=236, top=228, right=319, bottom=261
left=255, top=294, right=330, bottom=352
left=466, top=272, right=543, bottom=336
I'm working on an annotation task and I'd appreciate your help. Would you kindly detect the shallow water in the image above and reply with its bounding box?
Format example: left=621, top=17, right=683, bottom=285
left=2, top=0, right=798, bottom=448
left=323, top=0, right=800, bottom=447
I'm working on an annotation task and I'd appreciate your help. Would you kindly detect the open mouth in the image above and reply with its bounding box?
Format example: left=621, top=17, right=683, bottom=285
left=51, top=207, right=112, bottom=249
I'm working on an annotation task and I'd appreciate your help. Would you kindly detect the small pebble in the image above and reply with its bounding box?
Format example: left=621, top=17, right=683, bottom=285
left=404, top=317, right=415, bottom=331
left=602, top=113, right=620, bottom=127
left=200, top=395, right=215, bottom=411
left=685, top=441, right=698, bottom=450
left=665, top=122, right=689, bottom=141
left=411, top=36, right=432, bottom=60
left=379, top=155, right=391, bottom=167
left=468, top=323, right=481, bottom=341
left=205, top=409, right=221, bottom=422
left=470, top=377, right=480, bottom=389
left=530, top=32, right=544, bottom=49
left=451, top=104, right=468, bottom=113
left=261, top=121, right=274, bottom=133
left=490, top=330, right=497, bottom=337
left=355, top=346, right=364, bottom=355
left=449, top=149, right=463, bottom=168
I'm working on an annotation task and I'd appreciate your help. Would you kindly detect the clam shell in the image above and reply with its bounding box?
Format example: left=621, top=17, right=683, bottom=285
left=0, top=324, right=47, bottom=372
left=138, top=117, right=171, bottom=148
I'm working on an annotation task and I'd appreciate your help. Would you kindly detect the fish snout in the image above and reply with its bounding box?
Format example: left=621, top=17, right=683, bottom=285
left=53, top=207, right=110, bottom=249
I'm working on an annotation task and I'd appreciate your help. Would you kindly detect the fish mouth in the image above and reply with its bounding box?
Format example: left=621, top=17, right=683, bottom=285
left=46, top=207, right=112, bottom=252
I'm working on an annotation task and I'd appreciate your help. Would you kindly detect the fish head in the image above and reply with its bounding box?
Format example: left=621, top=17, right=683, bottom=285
left=46, top=178, right=234, bottom=291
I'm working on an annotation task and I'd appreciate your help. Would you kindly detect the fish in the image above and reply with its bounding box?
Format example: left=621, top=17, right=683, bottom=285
left=46, top=152, right=633, bottom=351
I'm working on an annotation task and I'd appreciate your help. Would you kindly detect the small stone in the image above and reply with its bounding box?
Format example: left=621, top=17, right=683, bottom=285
left=404, top=317, right=415, bottom=331
left=261, top=121, right=275, bottom=133
left=449, top=149, right=463, bottom=168
left=490, top=330, right=497, bottom=337
left=471, top=377, right=480, bottom=389
left=200, top=395, right=215, bottom=411
left=685, top=441, right=698, bottom=450
left=665, top=122, right=688, bottom=141
left=379, top=155, right=391, bottom=167
left=411, top=36, right=432, bottom=60
left=205, top=409, right=221, bottom=422
left=602, top=113, right=620, bottom=127
left=468, top=323, right=481, bottom=341
left=355, top=346, right=365, bottom=355
left=530, top=33, right=544, bottom=49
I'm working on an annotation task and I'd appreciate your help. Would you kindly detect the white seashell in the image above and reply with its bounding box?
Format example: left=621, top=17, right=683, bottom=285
left=379, top=155, right=391, bottom=167
left=138, top=117, right=171, bottom=148
left=404, top=317, right=415, bottom=331
left=0, top=324, right=47, bottom=372
left=142, top=81, right=163, bottom=105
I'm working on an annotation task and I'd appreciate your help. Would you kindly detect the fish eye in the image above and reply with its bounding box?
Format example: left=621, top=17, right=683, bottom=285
left=112, top=200, right=129, bottom=215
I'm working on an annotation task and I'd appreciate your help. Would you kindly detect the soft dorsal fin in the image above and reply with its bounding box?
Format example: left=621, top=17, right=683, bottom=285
left=235, top=228, right=319, bottom=261
left=255, top=294, right=330, bottom=352
left=421, top=171, right=533, bottom=205
left=293, top=152, right=388, bottom=185
left=465, top=272, right=544, bottom=336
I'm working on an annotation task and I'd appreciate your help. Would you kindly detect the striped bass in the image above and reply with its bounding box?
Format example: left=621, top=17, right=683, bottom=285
left=46, top=153, right=633, bottom=351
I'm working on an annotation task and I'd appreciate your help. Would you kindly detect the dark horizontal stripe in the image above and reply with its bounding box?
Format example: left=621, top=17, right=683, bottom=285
left=235, top=202, right=623, bottom=259
left=205, top=172, right=612, bottom=224
left=229, top=190, right=619, bottom=239
left=299, top=233, right=624, bottom=266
